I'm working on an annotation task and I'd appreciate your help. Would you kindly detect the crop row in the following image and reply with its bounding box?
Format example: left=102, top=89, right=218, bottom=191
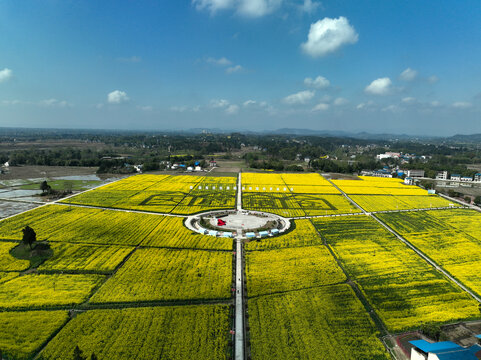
left=89, top=248, right=232, bottom=303
left=248, top=285, right=390, bottom=359
left=37, top=305, right=231, bottom=360
left=245, top=245, right=346, bottom=297
left=0, top=272, right=104, bottom=309
left=0, top=310, right=69, bottom=360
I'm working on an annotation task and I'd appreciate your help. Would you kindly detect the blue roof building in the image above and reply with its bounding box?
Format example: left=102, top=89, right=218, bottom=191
left=409, top=339, right=481, bottom=360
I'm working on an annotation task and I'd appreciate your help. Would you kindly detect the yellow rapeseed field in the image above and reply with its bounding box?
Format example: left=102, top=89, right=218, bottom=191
left=246, top=245, right=346, bottom=296
left=313, top=215, right=480, bottom=332
left=0, top=310, right=69, bottom=360
left=248, top=285, right=390, bottom=360
left=39, top=305, right=230, bottom=360
left=90, top=248, right=232, bottom=303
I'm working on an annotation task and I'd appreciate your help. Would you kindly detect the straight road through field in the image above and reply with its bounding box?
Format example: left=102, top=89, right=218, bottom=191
left=234, top=237, right=244, bottom=360
left=235, top=172, right=245, bottom=359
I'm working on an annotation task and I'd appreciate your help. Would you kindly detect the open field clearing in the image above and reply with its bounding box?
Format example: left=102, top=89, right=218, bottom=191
left=90, top=248, right=232, bottom=303
left=38, top=243, right=133, bottom=273
left=39, top=305, right=230, bottom=360
left=0, top=310, right=69, bottom=360
left=245, top=245, right=346, bottom=297
left=378, top=209, right=481, bottom=298
left=0, top=272, right=104, bottom=309
left=248, top=285, right=390, bottom=360
left=0, top=241, right=30, bottom=271
left=245, top=219, right=322, bottom=250
left=349, top=194, right=457, bottom=212
left=62, top=174, right=237, bottom=214
left=313, top=215, right=480, bottom=332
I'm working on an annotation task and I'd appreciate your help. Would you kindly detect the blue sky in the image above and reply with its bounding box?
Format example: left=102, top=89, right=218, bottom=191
left=0, top=0, right=480, bottom=135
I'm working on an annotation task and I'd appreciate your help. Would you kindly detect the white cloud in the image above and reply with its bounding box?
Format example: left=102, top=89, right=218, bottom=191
left=452, top=101, right=472, bottom=109
left=39, top=98, right=71, bottom=108
left=238, top=0, right=282, bottom=17
left=382, top=104, right=401, bottom=112
left=402, top=97, right=416, bottom=104
left=283, top=90, right=315, bottom=105
left=117, top=56, right=141, bottom=63
left=193, top=0, right=282, bottom=17
left=107, top=90, right=129, bottom=104
left=428, top=75, right=439, bottom=84
left=243, top=100, right=257, bottom=107
left=0, top=68, right=13, bottom=83
left=399, top=68, right=417, bottom=82
left=226, top=65, right=244, bottom=74
left=300, top=0, right=321, bottom=14
left=333, top=97, right=348, bottom=106
left=192, top=0, right=234, bottom=14
left=137, top=105, right=153, bottom=111
left=1, top=100, right=21, bottom=106
left=301, top=17, right=358, bottom=57
left=356, top=100, right=374, bottom=110
left=210, top=99, right=230, bottom=108
left=312, top=102, right=329, bottom=111
left=206, top=57, right=232, bottom=66
left=430, top=100, right=441, bottom=107
left=365, top=77, right=392, bottom=95
left=304, top=76, right=329, bottom=89
left=226, top=104, right=240, bottom=114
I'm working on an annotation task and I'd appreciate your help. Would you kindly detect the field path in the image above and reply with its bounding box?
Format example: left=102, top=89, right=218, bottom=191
left=234, top=172, right=245, bottom=360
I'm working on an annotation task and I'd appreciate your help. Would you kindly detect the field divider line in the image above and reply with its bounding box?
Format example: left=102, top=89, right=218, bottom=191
left=326, top=179, right=481, bottom=304
left=0, top=298, right=233, bottom=313
left=32, top=313, right=74, bottom=360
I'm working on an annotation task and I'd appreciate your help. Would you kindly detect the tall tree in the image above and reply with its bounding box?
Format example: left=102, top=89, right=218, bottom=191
left=21, top=226, right=36, bottom=249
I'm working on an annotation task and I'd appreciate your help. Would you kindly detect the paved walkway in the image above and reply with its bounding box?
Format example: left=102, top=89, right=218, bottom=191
left=234, top=172, right=245, bottom=360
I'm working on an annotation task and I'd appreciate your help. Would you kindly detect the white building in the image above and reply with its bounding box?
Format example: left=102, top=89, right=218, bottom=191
left=461, top=176, right=473, bottom=182
left=436, top=171, right=448, bottom=180
left=404, top=177, right=414, bottom=185
left=451, top=174, right=461, bottom=181
left=410, top=339, right=481, bottom=360
left=376, top=152, right=401, bottom=160
left=475, top=173, right=481, bottom=182
left=407, top=170, right=425, bottom=178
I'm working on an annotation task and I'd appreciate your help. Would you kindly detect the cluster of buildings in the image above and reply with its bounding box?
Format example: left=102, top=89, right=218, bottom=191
left=436, top=171, right=481, bottom=183
left=376, top=152, right=430, bottom=163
